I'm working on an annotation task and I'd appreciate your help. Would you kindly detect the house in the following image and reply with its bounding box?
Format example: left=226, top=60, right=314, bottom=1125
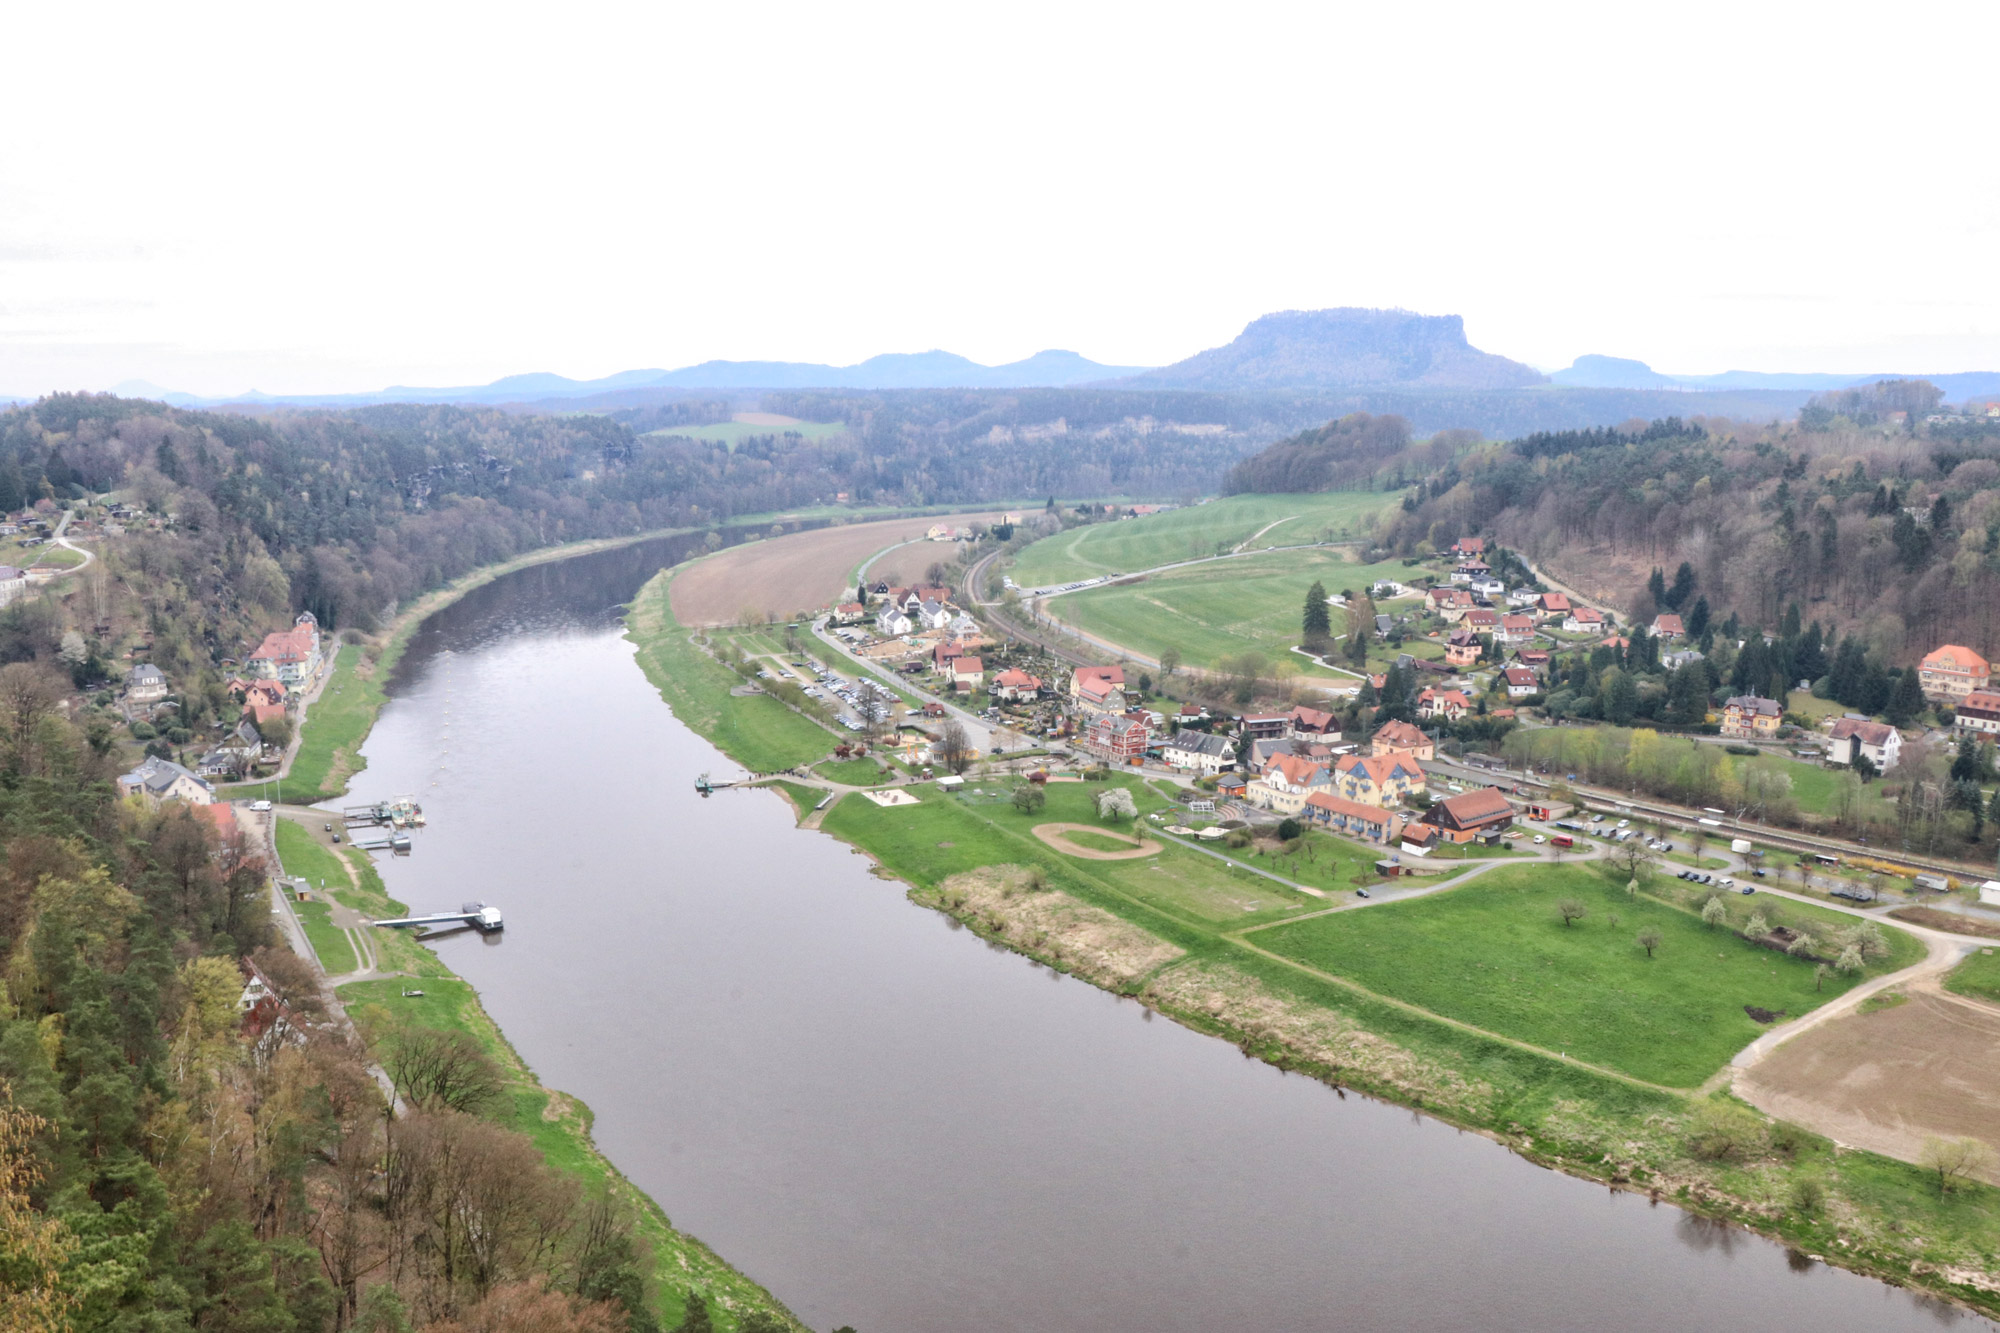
left=1661, top=648, right=1705, bottom=670
left=1252, top=753, right=1332, bottom=814
left=1450, top=560, right=1490, bottom=585
left=1416, top=688, right=1471, bottom=722
left=915, top=600, right=953, bottom=632
left=1288, top=705, right=1341, bottom=739
left=1501, top=666, right=1540, bottom=698
left=1215, top=773, right=1248, bottom=800
left=248, top=612, right=322, bottom=686
left=1464, top=608, right=1499, bottom=634
left=835, top=601, right=866, bottom=619
left=1651, top=613, right=1685, bottom=640
left=1497, top=614, right=1537, bottom=646
left=1160, top=731, right=1236, bottom=775
left=926, top=524, right=954, bottom=541
left=1471, top=577, right=1506, bottom=599
left=1444, top=630, right=1481, bottom=668
left=199, top=720, right=263, bottom=778
left=951, top=656, right=985, bottom=692
left=1332, top=753, right=1425, bottom=808
left=1370, top=719, right=1434, bottom=761
left=1537, top=592, right=1571, bottom=617
left=1419, top=786, right=1516, bottom=842
left=1954, top=689, right=2000, bottom=738
left=875, top=606, right=914, bottom=637
left=1563, top=608, right=1604, bottom=633
left=932, top=640, right=969, bottom=670
left=127, top=663, right=169, bottom=704
left=991, top=668, right=1043, bottom=702
left=1240, top=714, right=1291, bottom=742
left=1827, top=717, right=1902, bottom=772
left=1449, top=536, right=1486, bottom=558
left=1082, top=712, right=1150, bottom=765
left=1400, top=822, right=1439, bottom=854
left=1301, top=791, right=1402, bottom=843
left=1427, top=587, right=1475, bottom=623
left=948, top=612, right=981, bottom=638
left=117, top=755, right=215, bottom=806
left=246, top=700, right=287, bottom=734
left=1069, top=665, right=1127, bottom=715
left=1721, top=695, right=1782, bottom=740
left=1918, top=645, right=1992, bottom=703
left=1512, top=649, right=1550, bottom=672
left=0, top=565, right=27, bottom=608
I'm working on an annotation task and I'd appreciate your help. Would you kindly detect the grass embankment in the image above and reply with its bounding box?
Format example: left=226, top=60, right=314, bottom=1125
left=339, top=974, right=793, bottom=1331
left=274, top=818, right=359, bottom=973
left=1944, top=948, right=2000, bottom=1004
left=1252, top=864, right=1917, bottom=1088
left=807, top=771, right=2000, bottom=1315
left=1007, top=492, right=1392, bottom=586
left=756, top=780, right=829, bottom=823
left=814, top=756, right=891, bottom=786
left=627, top=569, right=838, bottom=772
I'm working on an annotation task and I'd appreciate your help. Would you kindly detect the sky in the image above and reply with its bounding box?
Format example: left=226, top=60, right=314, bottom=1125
left=4, top=1, right=1999, bottom=397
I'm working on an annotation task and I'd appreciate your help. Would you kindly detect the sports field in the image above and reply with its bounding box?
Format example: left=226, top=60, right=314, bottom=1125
left=1043, top=546, right=1414, bottom=678
left=1249, top=863, right=1919, bottom=1087
left=1008, top=492, right=1394, bottom=588
left=644, top=413, right=848, bottom=445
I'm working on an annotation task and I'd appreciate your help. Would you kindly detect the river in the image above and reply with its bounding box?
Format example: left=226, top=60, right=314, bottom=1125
left=349, top=537, right=1988, bottom=1333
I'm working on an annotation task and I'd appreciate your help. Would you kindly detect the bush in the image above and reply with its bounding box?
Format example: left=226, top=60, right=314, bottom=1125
left=1687, top=1098, right=1765, bottom=1162
left=129, top=720, right=156, bottom=740
left=1224, top=830, right=1252, bottom=849
left=1276, top=817, right=1302, bottom=841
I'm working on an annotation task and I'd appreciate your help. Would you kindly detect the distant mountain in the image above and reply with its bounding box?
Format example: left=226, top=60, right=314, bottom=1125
left=1549, top=356, right=2000, bottom=401
left=103, top=349, right=1154, bottom=409
left=1124, top=308, right=1546, bottom=393
left=1546, top=355, right=1688, bottom=390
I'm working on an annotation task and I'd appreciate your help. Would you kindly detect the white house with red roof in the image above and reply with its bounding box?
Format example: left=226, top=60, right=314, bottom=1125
left=991, top=668, right=1043, bottom=702
left=1416, top=687, right=1470, bottom=721
left=1563, top=607, right=1604, bottom=633
left=1651, top=613, right=1686, bottom=640
left=248, top=613, right=322, bottom=687
left=1918, top=645, right=1991, bottom=703
left=1826, top=717, right=1901, bottom=771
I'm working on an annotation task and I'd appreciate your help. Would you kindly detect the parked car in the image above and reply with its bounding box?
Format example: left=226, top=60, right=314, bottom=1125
left=1738, top=884, right=1756, bottom=895
left=250, top=800, right=272, bottom=812
left=1532, top=834, right=1546, bottom=844
left=1717, top=877, right=1736, bottom=889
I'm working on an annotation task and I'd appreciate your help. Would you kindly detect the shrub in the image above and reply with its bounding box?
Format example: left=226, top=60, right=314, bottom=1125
left=129, top=720, right=156, bottom=740
left=1687, top=1098, right=1764, bottom=1162
left=1276, top=817, right=1302, bottom=841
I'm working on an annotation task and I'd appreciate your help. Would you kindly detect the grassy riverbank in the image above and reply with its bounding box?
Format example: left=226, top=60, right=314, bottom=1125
left=799, top=773, right=2000, bottom=1316
left=627, top=568, right=839, bottom=772
left=257, top=536, right=808, bottom=1331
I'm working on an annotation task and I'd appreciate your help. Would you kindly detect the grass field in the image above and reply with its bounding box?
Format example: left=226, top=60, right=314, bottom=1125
left=1184, top=827, right=1384, bottom=895
left=643, top=417, right=848, bottom=446
left=822, top=779, right=1318, bottom=930
left=815, top=756, right=891, bottom=785
left=1044, top=546, right=1413, bottom=678
left=1251, top=864, right=1915, bottom=1087
left=1944, top=947, right=2000, bottom=1004
left=1008, top=492, right=1395, bottom=588
left=628, top=569, right=838, bottom=772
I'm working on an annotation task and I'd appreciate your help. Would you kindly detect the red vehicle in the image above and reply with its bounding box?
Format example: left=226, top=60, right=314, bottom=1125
left=1551, top=834, right=1575, bottom=849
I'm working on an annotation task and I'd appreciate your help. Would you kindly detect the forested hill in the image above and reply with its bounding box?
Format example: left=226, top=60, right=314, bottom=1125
left=1375, top=391, right=2000, bottom=663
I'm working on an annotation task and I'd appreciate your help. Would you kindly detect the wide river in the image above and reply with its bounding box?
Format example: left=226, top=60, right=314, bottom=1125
left=353, top=537, right=1988, bottom=1333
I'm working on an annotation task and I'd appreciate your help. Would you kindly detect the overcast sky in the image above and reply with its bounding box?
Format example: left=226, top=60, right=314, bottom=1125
left=4, top=1, right=1998, bottom=397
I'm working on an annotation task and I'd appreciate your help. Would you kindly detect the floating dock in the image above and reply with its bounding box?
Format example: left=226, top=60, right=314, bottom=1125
left=373, top=900, right=503, bottom=934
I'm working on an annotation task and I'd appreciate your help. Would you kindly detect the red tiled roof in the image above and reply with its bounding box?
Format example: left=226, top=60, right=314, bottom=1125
left=1304, top=791, right=1392, bottom=825
left=1922, top=645, right=1990, bottom=675
left=1829, top=717, right=1896, bottom=746
left=1425, top=786, right=1515, bottom=828
left=1373, top=719, right=1427, bottom=748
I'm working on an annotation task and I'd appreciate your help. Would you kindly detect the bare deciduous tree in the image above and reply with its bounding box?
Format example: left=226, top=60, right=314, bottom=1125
left=1557, top=898, right=1587, bottom=928
left=1636, top=928, right=1662, bottom=957
left=386, top=1029, right=507, bottom=1118
left=935, top=720, right=975, bottom=775
left=1919, top=1136, right=1995, bottom=1195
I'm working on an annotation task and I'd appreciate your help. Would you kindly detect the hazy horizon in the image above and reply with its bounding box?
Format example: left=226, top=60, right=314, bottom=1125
left=5, top=2, right=1999, bottom=398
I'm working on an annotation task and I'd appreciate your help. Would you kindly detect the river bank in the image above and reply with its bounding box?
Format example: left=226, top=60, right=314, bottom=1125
left=268, top=529, right=813, bottom=1331
left=622, top=570, right=2000, bottom=1320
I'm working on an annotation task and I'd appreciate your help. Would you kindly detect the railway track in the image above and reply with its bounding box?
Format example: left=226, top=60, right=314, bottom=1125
left=1427, top=755, right=1994, bottom=884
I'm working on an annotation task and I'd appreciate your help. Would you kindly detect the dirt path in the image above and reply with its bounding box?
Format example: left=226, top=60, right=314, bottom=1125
left=1031, top=822, right=1162, bottom=860
left=1232, top=516, right=1297, bottom=554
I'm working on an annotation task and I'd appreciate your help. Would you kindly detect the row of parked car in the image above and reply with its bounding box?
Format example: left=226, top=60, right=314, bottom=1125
left=1677, top=869, right=1755, bottom=894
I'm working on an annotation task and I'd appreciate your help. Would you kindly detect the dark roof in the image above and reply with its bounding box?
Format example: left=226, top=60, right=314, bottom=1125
left=1423, top=786, right=1515, bottom=831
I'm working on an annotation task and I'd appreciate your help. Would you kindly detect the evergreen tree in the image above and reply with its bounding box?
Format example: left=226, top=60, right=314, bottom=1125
left=1665, top=561, right=1697, bottom=611
left=1859, top=662, right=1893, bottom=715
left=1950, top=734, right=1982, bottom=784
left=1646, top=567, right=1668, bottom=606
left=1779, top=601, right=1802, bottom=640
left=1603, top=668, right=1640, bottom=726
left=1666, top=661, right=1709, bottom=726
left=1685, top=596, right=1711, bottom=640
left=1884, top=666, right=1925, bottom=727
left=1301, top=581, right=1331, bottom=644
left=1796, top=621, right=1826, bottom=681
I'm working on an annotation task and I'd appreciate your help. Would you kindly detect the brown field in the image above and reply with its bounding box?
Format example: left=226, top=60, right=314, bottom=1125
left=670, top=513, right=1005, bottom=626
left=1736, top=986, right=2000, bottom=1183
